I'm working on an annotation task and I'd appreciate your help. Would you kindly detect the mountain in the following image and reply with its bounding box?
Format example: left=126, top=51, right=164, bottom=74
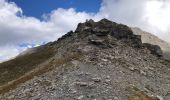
left=131, top=27, right=170, bottom=58
left=0, top=19, right=170, bottom=100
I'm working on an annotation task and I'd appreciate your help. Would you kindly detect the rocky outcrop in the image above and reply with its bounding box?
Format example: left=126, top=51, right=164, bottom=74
left=75, top=19, right=162, bottom=57
left=143, top=43, right=163, bottom=57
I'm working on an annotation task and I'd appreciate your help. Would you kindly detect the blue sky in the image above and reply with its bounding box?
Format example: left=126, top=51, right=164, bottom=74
left=0, top=0, right=170, bottom=62
left=9, top=0, right=102, bottom=19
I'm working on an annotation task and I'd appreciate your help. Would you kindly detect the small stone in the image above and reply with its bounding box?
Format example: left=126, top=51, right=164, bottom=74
left=78, top=95, right=84, bottom=100
left=101, top=59, right=108, bottom=62
left=106, top=76, right=110, bottom=79
left=34, top=82, right=38, bottom=86
left=23, top=88, right=31, bottom=93
left=156, top=95, right=163, bottom=100
left=75, top=82, right=88, bottom=87
left=165, top=91, right=170, bottom=96
left=145, top=85, right=154, bottom=92
left=129, top=67, right=135, bottom=71
left=105, top=79, right=111, bottom=84
left=114, top=97, right=119, bottom=100
left=89, top=39, right=105, bottom=45
left=140, top=70, right=147, bottom=76
left=7, top=95, right=15, bottom=100
left=87, top=94, right=95, bottom=98
left=148, top=67, right=154, bottom=70
left=91, top=77, right=101, bottom=82
left=88, top=82, right=96, bottom=89
left=69, top=87, right=77, bottom=93
left=25, top=92, right=33, bottom=97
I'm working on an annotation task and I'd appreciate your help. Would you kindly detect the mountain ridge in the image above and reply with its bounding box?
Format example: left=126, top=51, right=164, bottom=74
left=0, top=19, right=170, bottom=100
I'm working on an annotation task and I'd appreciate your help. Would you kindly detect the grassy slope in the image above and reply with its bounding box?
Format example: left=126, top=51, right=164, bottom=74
left=0, top=46, right=55, bottom=86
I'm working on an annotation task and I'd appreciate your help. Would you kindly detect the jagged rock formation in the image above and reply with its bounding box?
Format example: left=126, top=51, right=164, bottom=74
left=0, top=19, right=170, bottom=100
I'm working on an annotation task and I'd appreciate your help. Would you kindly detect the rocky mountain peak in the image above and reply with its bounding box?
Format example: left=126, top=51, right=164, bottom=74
left=32, top=19, right=163, bottom=58
left=74, top=19, right=139, bottom=44
left=73, top=19, right=162, bottom=57
left=0, top=19, right=169, bottom=100
left=75, top=18, right=134, bottom=38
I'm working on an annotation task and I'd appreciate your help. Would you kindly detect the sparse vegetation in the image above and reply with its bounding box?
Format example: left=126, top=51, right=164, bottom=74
left=0, top=49, right=82, bottom=94
left=128, top=86, right=157, bottom=100
left=0, top=46, right=55, bottom=86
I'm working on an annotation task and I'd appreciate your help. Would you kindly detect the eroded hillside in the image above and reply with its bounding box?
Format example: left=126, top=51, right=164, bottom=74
left=0, top=19, right=170, bottom=100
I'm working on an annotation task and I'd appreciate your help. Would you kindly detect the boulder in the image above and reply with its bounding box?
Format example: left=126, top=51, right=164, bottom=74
left=143, top=43, right=163, bottom=57
left=92, top=28, right=109, bottom=36
left=111, top=24, right=133, bottom=39
left=89, top=38, right=105, bottom=45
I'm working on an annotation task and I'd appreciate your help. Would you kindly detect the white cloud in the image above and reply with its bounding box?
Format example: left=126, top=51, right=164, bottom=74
left=0, top=45, right=19, bottom=62
left=0, top=0, right=170, bottom=62
left=0, top=4, right=95, bottom=46
left=0, top=0, right=100, bottom=62
left=144, top=0, right=170, bottom=41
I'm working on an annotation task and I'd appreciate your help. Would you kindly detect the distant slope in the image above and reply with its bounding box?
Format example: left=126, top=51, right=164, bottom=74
left=17, top=48, right=37, bottom=57
left=0, top=45, right=55, bottom=86
left=131, top=27, right=170, bottom=58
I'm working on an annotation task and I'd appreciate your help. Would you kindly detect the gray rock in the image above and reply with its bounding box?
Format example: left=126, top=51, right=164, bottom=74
left=91, top=77, right=101, bottom=82
left=156, top=95, right=164, bottom=100
left=143, top=43, right=163, bottom=57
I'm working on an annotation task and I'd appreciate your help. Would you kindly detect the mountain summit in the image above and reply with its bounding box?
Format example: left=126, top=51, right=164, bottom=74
left=0, top=19, right=170, bottom=100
